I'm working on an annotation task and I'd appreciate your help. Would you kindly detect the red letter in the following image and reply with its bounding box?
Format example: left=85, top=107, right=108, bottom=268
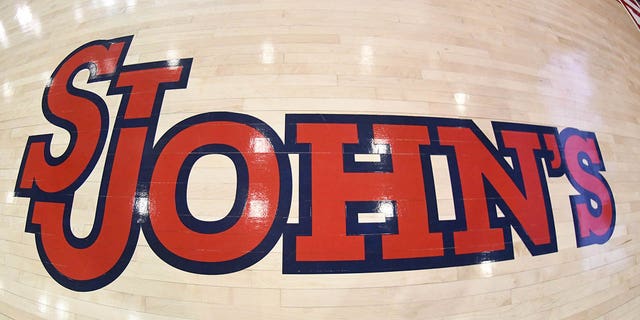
left=292, top=122, right=443, bottom=263
left=144, top=113, right=290, bottom=274
left=438, top=124, right=557, bottom=256
left=561, top=128, right=615, bottom=246
left=17, top=36, right=193, bottom=291
left=17, top=38, right=127, bottom=193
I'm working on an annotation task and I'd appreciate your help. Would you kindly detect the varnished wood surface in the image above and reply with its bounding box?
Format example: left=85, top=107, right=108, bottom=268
left=0, top=0, right=639, bottom=319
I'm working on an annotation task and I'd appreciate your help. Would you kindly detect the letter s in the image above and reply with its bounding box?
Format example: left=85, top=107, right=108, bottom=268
left=16, top=37, right=129, bottom=193
left=560, top=128, right=615, bottom=247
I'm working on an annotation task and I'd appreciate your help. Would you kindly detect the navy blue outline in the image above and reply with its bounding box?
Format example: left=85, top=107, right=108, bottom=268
left=541, top=131, right=565, bottom=178
left=175, top=145, right=248, bottom=233
left=559, top=128, right=616, bottom=247
left=140, top=112, right=292, bottom=274
left=342, top=126, right=393, bottom=173
left=283, top=114, right=562, bottom=274
left=345, top=201, right=398, bottom=236
left=13, top=36, right=614, bottom=285
left=16, top=35, right=196, bottom=291
left=15, top=35, right=132, bottom=197
left=488, top=122, right=559, bottom=256
left=17, top=36, right=134, bottom=292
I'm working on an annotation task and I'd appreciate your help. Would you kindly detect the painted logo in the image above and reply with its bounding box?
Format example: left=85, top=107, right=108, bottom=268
left=14, top=36, right=615, bottom=291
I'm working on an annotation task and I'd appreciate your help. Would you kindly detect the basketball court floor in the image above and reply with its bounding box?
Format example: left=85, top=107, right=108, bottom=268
left=0, top=0, right=639, bottom=319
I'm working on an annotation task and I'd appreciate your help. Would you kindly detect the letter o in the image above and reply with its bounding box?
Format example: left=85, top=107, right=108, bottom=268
left=142, top=112, right=291, bottom=274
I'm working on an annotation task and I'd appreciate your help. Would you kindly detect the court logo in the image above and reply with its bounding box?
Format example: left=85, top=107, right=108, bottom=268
left=15, top=36, right=615, bottom=291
